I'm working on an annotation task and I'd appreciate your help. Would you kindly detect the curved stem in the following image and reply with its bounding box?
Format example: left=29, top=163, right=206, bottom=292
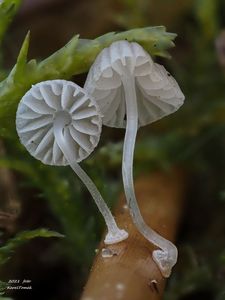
left=53, top=118, right=128, bottom=245
left=121, top=74, right=177, bottom=277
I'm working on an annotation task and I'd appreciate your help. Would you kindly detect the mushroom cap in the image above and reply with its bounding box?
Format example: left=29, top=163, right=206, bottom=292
left=84, top=40, right=185, bottom=128
left=16, top=80, right=102, bottom=166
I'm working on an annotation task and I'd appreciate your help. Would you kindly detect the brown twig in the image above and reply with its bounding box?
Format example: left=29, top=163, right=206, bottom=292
left=81, top=168, right=186, bottom=300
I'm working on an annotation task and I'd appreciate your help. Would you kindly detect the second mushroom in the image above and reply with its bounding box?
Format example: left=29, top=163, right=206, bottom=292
left=84, top=40, right=185, bottom=277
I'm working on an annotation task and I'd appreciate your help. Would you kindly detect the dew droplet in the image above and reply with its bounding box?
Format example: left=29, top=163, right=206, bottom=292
left=101, top=248, right=113, bottom=258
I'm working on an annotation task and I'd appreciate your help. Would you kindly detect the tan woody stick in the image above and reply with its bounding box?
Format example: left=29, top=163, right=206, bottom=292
left=81, top=168, right=186, bottom=300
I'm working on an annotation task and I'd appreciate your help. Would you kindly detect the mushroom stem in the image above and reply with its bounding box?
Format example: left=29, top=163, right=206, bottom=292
left=121, top=74, right=178, bottom=277
left=53, top=117, right=128, bottom=245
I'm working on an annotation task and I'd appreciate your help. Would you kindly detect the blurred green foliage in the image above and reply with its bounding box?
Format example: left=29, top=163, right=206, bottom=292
left=0, top=229, right=64, bottom=266
left=0, top=280, right=10, bottom=299
left=0, top=0, right=21, bottom=45
left=0, top=228, right=63, bottom=298
left=194, top=0, right=219, bottom=42
left=0, top=26, right=175, bottom=136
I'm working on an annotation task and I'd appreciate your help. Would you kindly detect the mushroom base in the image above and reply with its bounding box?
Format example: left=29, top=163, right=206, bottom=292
left=152, top=249, right=178, bottom=278
left=104, top=229, right=129, bottom=245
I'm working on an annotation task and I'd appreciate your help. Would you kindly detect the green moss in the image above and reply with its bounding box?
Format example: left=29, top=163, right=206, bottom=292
left=0, top=26, right=176, bottom=136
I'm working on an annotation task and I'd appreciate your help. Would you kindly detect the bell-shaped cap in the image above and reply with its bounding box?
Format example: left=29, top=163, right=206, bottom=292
left=84, top=40, right=185, bottom=128
left=16, top=80, right=102, bottom=166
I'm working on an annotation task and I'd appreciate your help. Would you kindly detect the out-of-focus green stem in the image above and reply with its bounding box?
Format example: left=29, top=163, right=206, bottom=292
left=0, top=0, right=22, bottom=45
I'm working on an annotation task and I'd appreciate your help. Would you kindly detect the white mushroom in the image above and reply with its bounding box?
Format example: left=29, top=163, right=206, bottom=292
left=84, top=41, right=185, bottom=277
left=16, top=79, right=128, bottom=245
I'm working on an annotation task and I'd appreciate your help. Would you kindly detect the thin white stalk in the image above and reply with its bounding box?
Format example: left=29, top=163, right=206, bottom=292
left=121, top=74, right=177, bottom=277
left=53, top=117, right=128, bottom=245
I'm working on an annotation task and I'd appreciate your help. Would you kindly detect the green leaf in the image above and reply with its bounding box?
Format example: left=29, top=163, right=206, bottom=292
left=0, top=26, right=176, bottom=136
left=12, top=31, right=30, bottom=81
left=0, top=228, right=64, bottom=266
left=0, top=0, right=22, bottom=44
